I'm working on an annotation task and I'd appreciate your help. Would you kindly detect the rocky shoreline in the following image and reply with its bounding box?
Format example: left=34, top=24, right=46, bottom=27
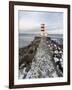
left=19, top=36, right=63, bottom=79
left=19, top=37, right=41, bottom=78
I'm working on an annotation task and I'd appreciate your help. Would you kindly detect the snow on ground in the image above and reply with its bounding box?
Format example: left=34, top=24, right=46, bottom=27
left=26, top=37, right=58, bottom=78
left=19, top=37, right=63, bottom=79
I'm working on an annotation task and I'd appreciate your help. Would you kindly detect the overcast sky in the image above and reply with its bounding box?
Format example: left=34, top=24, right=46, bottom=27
left=18, top=10, right=63, bottom=34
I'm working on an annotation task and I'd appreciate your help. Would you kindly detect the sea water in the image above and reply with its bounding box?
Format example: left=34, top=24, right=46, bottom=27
left=19, top=34, right=63, bottom=48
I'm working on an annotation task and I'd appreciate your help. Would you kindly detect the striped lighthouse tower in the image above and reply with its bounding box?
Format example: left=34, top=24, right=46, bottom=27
left=40, top=24, right=45, bottom=36
left=40, top=24, right=48, bottom=37
left=41, top=24, right=45, bottom=32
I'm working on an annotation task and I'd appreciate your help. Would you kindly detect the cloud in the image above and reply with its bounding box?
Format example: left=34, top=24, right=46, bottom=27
left=18, top=11, right=63, bottom=34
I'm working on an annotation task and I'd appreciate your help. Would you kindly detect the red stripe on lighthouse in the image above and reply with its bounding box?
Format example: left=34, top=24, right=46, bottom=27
left=41, top=30, right=44, bottom=31
left=40, top=24, right=45, bottom=33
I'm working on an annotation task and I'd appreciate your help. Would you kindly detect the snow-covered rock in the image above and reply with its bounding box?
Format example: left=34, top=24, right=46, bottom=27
left=19, top=37, right=63, bottom=79
left=26, top=37, right=58, bottom=78
left=54, top=57, right=59, bottom=63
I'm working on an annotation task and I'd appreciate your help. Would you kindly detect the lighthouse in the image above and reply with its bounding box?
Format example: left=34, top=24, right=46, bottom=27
left=40, top=24, right=48, bottom=37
